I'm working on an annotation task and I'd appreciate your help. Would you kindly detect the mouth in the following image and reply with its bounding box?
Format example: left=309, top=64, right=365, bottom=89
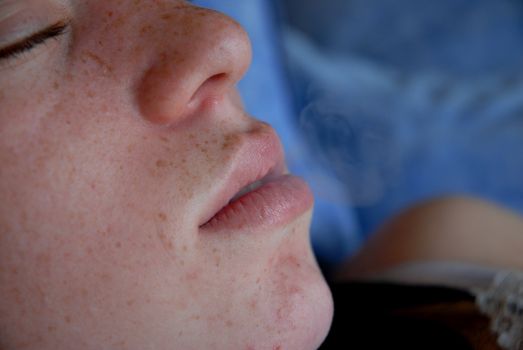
left=199, top=125, right=313, bottom=233
left=227, top=168, right=281, bottom=204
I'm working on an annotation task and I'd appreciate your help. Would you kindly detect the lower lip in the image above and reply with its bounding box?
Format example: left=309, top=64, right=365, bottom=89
left=200, top=175, right=313, bottom=234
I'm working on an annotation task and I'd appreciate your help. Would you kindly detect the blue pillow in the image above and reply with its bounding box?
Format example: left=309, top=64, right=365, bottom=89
left=281, top=0, right=523, bottom=238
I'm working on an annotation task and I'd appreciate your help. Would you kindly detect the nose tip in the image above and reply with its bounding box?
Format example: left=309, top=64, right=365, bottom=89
left=137, top=7, right=252, bottom=126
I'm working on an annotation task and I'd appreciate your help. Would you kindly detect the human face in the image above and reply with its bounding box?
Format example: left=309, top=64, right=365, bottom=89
left=0, top=0, right=333, bottom=349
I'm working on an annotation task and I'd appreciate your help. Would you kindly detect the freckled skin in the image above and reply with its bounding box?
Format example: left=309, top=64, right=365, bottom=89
left=0, top=1, right=332, bottom=350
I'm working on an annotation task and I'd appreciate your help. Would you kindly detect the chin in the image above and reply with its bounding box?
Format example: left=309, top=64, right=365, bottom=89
left=284, top=276, right=334, bottom=350
left=259, top=220, right=334, bottom=350
left=277, top=259, right=334, bottom=350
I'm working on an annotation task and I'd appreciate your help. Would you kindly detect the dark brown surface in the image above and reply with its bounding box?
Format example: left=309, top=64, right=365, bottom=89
left=320, top=282, right=501, bottom=349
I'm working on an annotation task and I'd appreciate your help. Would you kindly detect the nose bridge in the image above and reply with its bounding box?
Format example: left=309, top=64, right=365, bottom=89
left=136, top=5, right=252, bottom=126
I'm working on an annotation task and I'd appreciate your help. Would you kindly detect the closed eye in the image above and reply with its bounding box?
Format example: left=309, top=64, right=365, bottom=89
left=0, top=21, right=69, bottom=60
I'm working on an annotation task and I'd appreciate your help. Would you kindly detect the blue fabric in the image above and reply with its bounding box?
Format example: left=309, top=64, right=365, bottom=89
left=193, top=0, right=361, bottom=265
left=280, top=0, right=523, bottom=247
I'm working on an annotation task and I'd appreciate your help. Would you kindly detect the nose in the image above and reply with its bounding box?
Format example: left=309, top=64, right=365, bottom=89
left=137, top=6, right=252, bottom=126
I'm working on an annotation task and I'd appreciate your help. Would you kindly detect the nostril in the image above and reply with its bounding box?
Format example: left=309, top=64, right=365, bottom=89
left=208, top=73, right=228, bottom=82
left=190, top=72, right=230, bottom=104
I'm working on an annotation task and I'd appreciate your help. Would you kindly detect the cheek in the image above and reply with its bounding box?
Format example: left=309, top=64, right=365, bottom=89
left=0, top=217, right=199, bottom=348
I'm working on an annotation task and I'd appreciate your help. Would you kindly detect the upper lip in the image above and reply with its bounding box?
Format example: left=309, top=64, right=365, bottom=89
left=198, top=124, right=286, bottom=228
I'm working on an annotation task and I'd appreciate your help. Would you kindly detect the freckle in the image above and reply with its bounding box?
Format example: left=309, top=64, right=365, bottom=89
left=115, top=241, right=122, bottom=248
left=64, top=315, right=71, bottom=323
left=11, top=287, right=22, bottom=304
left=100, top=273, right=112, bottom=282
left=156, top=159, right=168, bottom=168
left=53, top=81, right=60, bottom=90
left=107, top=11, right=113, bottom=17
left=226, top=320, right=234, bottom=327
left=133, top=44, right=144, bottom=55
left=126, top=299, right=135, bottom=306
left=48, top=325, right=57, bottom=332
left=36, top=253, right=51, bottom=264
left=140, top=24, right=153, bottom=35
left=160, top=136, right=169, bottom=143
left=188, top=134, right=195, bottom=139
left=182, top=245, right=187, bottom=252
left=158, top=212, right=167, bottom=221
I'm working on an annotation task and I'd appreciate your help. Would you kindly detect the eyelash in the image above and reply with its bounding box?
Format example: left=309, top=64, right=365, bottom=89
left=0, top=22, right=69, bottom=61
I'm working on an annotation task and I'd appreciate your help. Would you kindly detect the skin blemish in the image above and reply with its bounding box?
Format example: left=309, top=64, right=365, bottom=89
left=157, top=230, right=175, bottom=251
left=64, top=315, right=72, bottom=323
left=185, top=270, right=200, bottom=282
left=140, top=24, right=153, bottom=35
left=82, top=51, right=114, bottom=75
left=158, top=212, right=167, bottom=221
left=115, top=241, right=122, bottom=248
